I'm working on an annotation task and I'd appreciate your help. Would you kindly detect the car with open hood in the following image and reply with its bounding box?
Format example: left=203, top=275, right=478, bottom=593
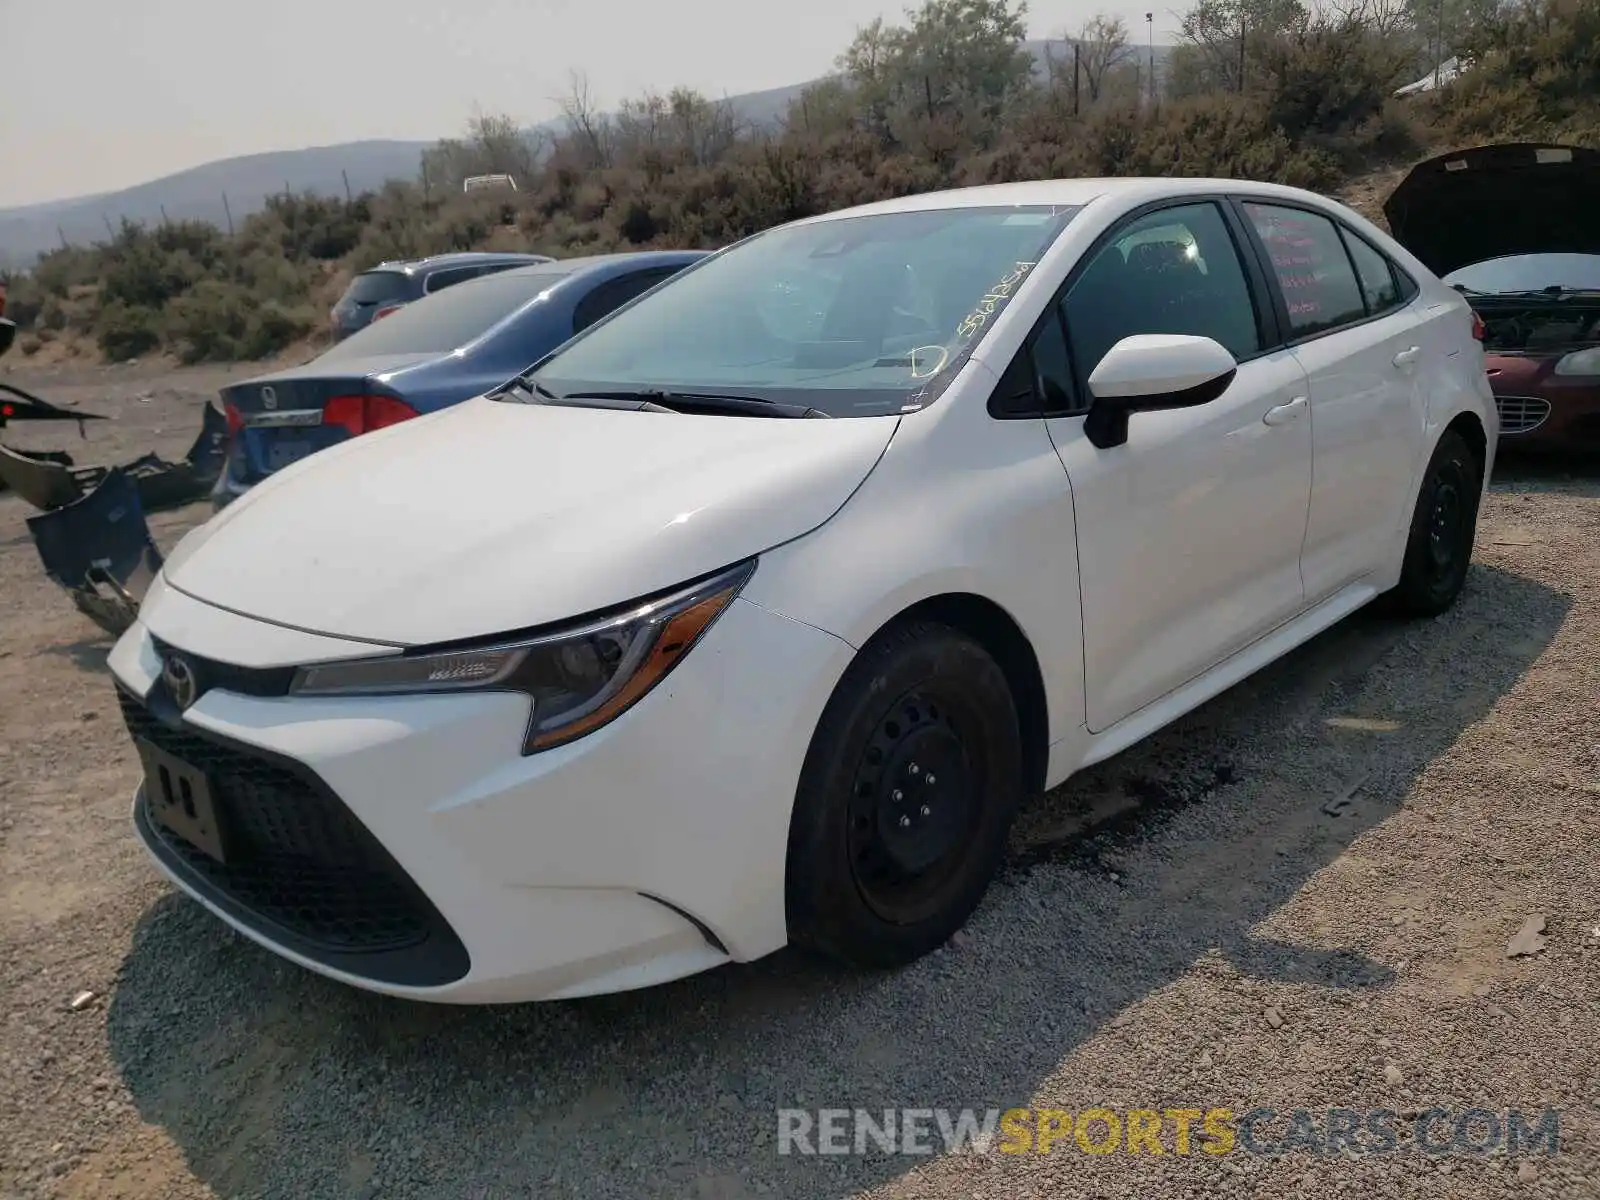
left=108, top=178, right=1493, bottom=1003
left=1385, top=142, right=1600, bottom=453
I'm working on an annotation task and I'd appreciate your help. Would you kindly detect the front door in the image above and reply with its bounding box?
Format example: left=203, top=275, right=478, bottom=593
left=1044, top=200, right=1315, bottom=732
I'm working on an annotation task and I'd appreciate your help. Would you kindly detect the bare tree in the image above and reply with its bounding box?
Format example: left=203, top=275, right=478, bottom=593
left=613, top=87, right=742, bottom=167
left=557, top=70, right=614, bottom=169
left=1313, top=0, right=1412, bottom=36
left=1077, top=13, right=1135, bottom=102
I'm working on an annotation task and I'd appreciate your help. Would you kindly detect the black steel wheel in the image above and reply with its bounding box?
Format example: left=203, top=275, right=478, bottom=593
left=785, top=620, right=1023, bottom=967
left=1383, top=428, right=1482, bottom=617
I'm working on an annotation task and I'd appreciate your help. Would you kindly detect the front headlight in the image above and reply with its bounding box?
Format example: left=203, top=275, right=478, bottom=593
left=1553, top=346, right=1600, bottom=376
left=289, top=559, right=756, bottom=753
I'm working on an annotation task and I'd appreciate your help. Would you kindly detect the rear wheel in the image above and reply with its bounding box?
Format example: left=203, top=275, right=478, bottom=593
left=785, top=621, right=1023, bottom=967
left=1382, top=428, right=1482, bottom=617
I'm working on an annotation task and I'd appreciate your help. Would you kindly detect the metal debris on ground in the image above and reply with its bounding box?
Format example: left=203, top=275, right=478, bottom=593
left=1506, top=915, right=1549, bottom=958
left=1320, top=772, right=1371, bottom=817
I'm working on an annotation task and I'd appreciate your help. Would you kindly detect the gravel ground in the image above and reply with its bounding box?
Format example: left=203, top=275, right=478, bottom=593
left=1, top=360, right=1597, bottom=1200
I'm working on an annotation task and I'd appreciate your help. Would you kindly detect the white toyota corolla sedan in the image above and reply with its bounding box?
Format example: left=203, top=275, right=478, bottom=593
left=109, top=177, right=1495, bottom=1003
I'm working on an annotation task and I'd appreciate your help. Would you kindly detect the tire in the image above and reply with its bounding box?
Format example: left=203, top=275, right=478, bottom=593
left=785, top=620, right=1024, bottom=968
left=1381, top=428, right=1482, bottom=617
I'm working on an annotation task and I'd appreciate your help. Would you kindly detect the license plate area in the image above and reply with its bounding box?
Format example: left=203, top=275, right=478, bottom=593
left=264, top=440, right=312, bottom=470
left=136, top=737, right=231, bottom=863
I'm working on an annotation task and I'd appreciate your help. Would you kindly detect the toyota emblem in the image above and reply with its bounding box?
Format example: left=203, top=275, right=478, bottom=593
left=261, top=385, right=277, bottom=410
left=162, top=655, right=199, bottom=710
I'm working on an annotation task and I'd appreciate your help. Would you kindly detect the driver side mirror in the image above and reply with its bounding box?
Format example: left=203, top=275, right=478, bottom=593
left=1083, top=334, right=1237, bottom=450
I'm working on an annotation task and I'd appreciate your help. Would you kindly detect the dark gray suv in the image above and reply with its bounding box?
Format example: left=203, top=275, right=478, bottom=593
left=329, top=251, right=554, bottom=342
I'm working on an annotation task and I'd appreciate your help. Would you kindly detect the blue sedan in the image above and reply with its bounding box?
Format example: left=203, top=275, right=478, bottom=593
left=213, top=250, right=710, bottom=508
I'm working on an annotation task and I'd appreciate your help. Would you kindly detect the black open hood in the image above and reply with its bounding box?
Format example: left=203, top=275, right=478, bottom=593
left=1383, top=143, right=1600, bottom=278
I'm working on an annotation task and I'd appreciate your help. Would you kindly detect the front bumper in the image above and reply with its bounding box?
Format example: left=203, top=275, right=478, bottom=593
left=1487, top=362, right=1600, bottom=452
left=109, top=585, right=855, bottom=1002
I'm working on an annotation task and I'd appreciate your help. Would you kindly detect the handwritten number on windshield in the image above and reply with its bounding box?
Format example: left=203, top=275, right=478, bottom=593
left=908, top=345, right=950, bottom=379
left=955, top=262, right=1038, bottom=342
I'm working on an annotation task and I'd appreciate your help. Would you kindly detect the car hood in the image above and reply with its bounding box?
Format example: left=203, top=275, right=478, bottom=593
left=161, top=395, right=898, bottom=646
left=1383, top=143, right=1600, bottom=278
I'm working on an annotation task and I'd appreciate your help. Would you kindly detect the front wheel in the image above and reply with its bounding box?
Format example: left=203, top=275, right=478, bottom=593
left=784, top=621, right=1024, bottom=968
left=1381, top=428, right=1482, bottom=617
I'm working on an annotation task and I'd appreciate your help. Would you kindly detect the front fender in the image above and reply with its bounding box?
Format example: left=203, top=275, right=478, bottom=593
left=741, top=389, right=1085, bottom=747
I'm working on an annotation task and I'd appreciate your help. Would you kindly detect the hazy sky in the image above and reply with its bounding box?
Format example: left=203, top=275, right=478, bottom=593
left=1, top=0, right=1179, bottom=209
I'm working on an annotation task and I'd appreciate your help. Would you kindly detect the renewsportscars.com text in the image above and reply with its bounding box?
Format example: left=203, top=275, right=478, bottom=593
left=776, top=1107, right=1562, bottom=1158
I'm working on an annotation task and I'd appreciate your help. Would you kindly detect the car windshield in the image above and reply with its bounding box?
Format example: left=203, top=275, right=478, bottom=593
left=526, top=205, right=1081, bottom=416
left=321, top=271, right=571, bottom=360
left=1444, top=253, right=1600, bottom=295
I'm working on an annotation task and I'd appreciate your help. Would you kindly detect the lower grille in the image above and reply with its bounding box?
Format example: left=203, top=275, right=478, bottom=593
left=1495, top=395, right=1551, bottom=435
left=120, top=688, right=469, bottom=987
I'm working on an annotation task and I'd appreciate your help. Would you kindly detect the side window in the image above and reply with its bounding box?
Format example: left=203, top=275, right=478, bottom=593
left=1062, top=202, right=1261, bottom=385
left=1031, top=310, right=1078, bottom=414
left=572, top=268, right=679, bottom=333
left=988, top=309, right=1082, bottom=418
left=1339, top=228, right=1402, bottom=316
left=1394, top=263, right=1420, bottom=303
left=424, top=266, right=481, bottom=294
left=477, top=262, right=524, bottom=280
left=1242, top=203, right=1367, bottom=338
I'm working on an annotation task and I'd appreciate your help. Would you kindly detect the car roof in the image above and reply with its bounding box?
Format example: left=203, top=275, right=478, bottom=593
left=364, top=252, right=553, bottom=276
left=490, top=250, right=712, bottom=282
left=790, top=177, right=1345, bottom=225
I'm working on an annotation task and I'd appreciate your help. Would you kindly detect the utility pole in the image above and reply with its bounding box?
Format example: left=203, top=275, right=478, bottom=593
left=221, top=192, right=235, bottom=237
left=1238, top=15, right=1247, bottom=93
left=1146, top=12, right=1155, bottom=106
left=1073, top=41, right=1081, bottom=116
left=342, top=169, right=353, bottom=203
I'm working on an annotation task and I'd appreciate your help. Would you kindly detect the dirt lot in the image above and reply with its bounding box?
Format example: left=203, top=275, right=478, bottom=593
left=1, top=359, right=1598, bottom=1200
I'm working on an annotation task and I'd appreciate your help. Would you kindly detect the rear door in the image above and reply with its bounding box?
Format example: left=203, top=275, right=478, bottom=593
left=1234, top=199, right=1430, bottom=600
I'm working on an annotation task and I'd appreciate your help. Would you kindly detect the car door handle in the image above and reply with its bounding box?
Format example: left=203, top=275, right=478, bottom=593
left=1262, top=396, right=1308, bottom=426
left=1392, top=346, right=1422, bottom=368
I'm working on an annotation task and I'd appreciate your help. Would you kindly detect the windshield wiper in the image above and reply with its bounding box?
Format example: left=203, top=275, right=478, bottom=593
left=499, top=377, right=677, bottom=413
left=562, top=388, right=832, bottom=419
left=1463, top=286, right=1600, bottom=299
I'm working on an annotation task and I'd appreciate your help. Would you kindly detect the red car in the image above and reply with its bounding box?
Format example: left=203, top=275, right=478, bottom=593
left=0, top=279, right=14, bottom=358
left=1385, top=142, right=1600, bottom=453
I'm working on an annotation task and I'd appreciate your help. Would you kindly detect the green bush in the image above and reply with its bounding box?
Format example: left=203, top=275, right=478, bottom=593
left=95, top=300, right=162, bottom=361
left=163, top=280, right=316, bottom=364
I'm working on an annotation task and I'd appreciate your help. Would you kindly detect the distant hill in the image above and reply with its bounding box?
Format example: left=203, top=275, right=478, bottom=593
left=0, top=39, right=1172, bottom=268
